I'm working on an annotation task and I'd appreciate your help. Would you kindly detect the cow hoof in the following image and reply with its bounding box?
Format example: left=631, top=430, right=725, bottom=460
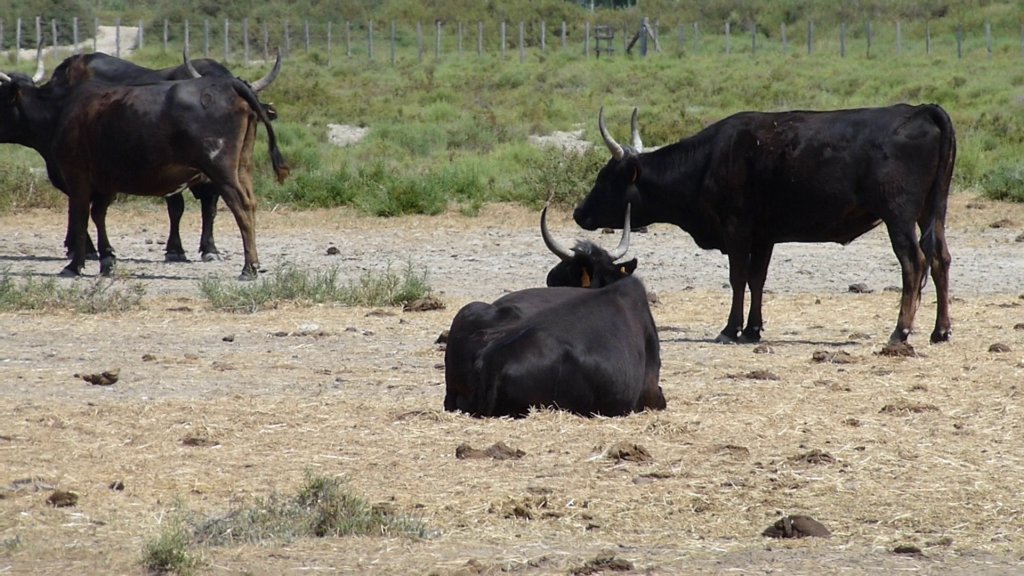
left=59, top=266, right=82, bottom=277
left=201, top=252, right=221, bottom=262
left=238, top=268, right=258, bottom=281
left=738, top=329, right=762, bottom=344
left=930, top=328, right=951, bottom=344
left=100, top=259, right=116, bottom=277
left=714, top=332, right=740, bottom=344
left=165, top=252, right=190, bottom=263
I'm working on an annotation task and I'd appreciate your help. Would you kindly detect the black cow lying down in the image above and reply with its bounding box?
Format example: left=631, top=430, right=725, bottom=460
left=575, top=105, right=956, bottom=345
left=444, top=206, right=665, bottom=418
left=0, top=56, right=290, bottom=279
left=37, top=49, right=282, bottom=262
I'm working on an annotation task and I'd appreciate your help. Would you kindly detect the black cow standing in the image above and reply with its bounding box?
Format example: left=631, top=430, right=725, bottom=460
left=0, top=56, right=290, bottom=279
left=36, top=49, right=282, bottom=263
left=574, top=105, right=956, bottom=345
left=444, top=206, right=665, bottom=418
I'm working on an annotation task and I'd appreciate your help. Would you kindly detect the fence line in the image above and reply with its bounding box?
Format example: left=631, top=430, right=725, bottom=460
left=3, top=16, right=1024, bottom=66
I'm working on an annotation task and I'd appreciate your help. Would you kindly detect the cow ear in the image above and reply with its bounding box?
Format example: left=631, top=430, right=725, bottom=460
left=619, top=258, right=638, bottom=276
left=581, top=268, right=591, bottom=288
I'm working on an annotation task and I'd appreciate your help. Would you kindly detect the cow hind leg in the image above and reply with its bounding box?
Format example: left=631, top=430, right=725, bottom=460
left=61, top=194, right=92, bottom=277
left=925, top=220, right=952, bottom=343
left=741, top=244, right=774, bottom=343
left=163, top=193, right=189, bottom=262
left=887, top=224, right=927, bottom=344
left=715, top=251, right=750, bottom=343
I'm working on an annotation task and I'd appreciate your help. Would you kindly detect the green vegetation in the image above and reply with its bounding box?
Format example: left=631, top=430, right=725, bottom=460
left=197, top=262, right=432, bottom=312
left=2, top=1, right=1024, bottom=212
left=0, top=270, right=145, bottom=312
left=141, top=474, right=427, bottom=574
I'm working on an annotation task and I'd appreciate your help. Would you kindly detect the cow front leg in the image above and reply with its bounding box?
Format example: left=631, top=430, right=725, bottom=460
left=716, top=251, right=750, bottom=344
left=740, top=243, right=774, bottom=343
left=60, top=195, right=91, bottom=277
left=888, top=226, right=927, bottom=344
left=194, top=185, right=222, bottom=261
left=163, top=193, right=189, bottom=262
left=91, top=197, right=117, bottom=277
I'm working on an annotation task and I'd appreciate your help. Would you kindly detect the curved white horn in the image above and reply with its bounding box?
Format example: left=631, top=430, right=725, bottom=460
left=599, top=106, right=624, bottom=160
left=0, top=72, right=12, bottom=83
left=249, top=47, right=282, bottom=93
left=182, top=49, right=201, bottom=78
left=541, top=204, right=575, bottom=262
left=607, top=204, right=632, bottom=261
left=32, top=45, right=45, bottom=84
left=630, top=108, right=643, bottom=153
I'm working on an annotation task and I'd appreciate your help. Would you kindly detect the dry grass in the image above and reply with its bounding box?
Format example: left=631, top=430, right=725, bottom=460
left=2, top=195, right=1024, bottom=574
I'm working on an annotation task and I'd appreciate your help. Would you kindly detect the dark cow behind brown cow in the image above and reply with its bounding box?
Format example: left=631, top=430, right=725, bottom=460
left=574, top=105, right=956, bottom=345
left=34, top=49, right=282, bottom=263
left=0, top=54, right=290, bottom=279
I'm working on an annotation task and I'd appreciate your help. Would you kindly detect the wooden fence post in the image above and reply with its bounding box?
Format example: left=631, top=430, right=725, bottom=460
left=986, top=21, right=992, bottom=60
left=541, top=21, right=546, bottom=51
left=162, top=18, right=168, bottom=53
left=477, top=22, right=483, bottom=56
left=417, top=22, right=423, bottom=62
left=896, top=21, right=902, bottom=56
left=807, top=20, right=813, bottom=55
left=368, top=21, right=374, bottom=61
left=519, top=21, right=525, bottom=63
left=839, top=22, right=845, bottom=57
left=262, top=22, right=269, bottom=61
left=223, top=19, right=229, bottom=62
left=956, top=23, right=962, bottom=59
left=926, top=21, right=931, bottom=55
left=243, top=18, right=250, bottom=66
left=116, top=18, right=122, bottom=57
left=73, top=18, right=78, bottom=53
left=14, top=17, right=20, bottom=64
left=458, top=22, right=463, bottom=53
left=51, top=18, right=57, bottom=56
left=436, top=20, right=441, bottom=60
left=751, top=22, right=757, bottom=55
left=35, top=16, right=40, bottom=51
left=328, top=21, right=334, bottom=66
left=304, top=20, right=310, bottom=53
left=561, top=21, right=567, bottom=49
left=584, top=21, right=590, bottom=58
left=694, top=22, right=699, bottom=54
left=203, top=19, right=209, bottom=58
left=346, top=21, right=351, bottom=57
left=501, top=20, right=507, bottom=59
left=866, top=21, right=872, bottom=57
left=781, top=22, right=787, bottom=54
left=389, top=21, right=395, bottom=65
left=725, top=21, right=731, bottom=55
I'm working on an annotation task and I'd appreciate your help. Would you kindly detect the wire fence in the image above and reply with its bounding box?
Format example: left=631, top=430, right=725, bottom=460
left=4, top=15, right=1023, bottom=67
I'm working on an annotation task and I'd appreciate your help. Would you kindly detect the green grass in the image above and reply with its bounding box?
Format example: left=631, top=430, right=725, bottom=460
left=198, top=262, right=432, bottom=312
left=141, top=474, right=427, bottom=574
left=4, top=5, right=1024, bottom=214
left=0, top=270, right=146, bottom=313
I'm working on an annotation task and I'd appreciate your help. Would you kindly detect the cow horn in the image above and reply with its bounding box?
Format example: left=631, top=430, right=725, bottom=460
left=607, top=204, right=632, bottom=261
left=599, top=106, right=625, bottom=160
left=541, top=204, right=575, bottom=262
left=249, top=47, right=282, bottom=93
left=32, top=44, right=45, bottom=84
left=0, top=72, right=11, bottom=83
left=630, top=108, right=643, bottom=153
left=182, top=49, right=202, bottom=78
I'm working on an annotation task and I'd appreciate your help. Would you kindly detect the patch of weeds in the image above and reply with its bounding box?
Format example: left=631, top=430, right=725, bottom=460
left=141, top=474, right=427, bottom=569
left=199, top=262, right=431, bottom=313
left=0, top=270, right=145, bottom=313
left=141, top=515, right=201, bottom=575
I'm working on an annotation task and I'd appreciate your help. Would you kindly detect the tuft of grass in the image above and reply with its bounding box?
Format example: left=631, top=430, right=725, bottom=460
left=198, top=262, right=432, bottom=313
left=0, top=271, right=145, bottom=313
left=141, top=474, right=428, bottom=572
left=141, top=517, right=200, bottom=575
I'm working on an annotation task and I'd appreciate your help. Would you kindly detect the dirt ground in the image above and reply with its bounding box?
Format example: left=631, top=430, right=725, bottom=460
left=2, top=192, right=1024, bottom=575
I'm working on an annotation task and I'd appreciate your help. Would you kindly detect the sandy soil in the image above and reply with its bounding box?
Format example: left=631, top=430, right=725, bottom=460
left=2, top=193, right=1024, bottom=574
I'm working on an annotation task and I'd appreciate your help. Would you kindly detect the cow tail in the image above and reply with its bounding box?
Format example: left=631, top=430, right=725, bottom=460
left=918, top=104, right=956, bottom=290
left=232, top=78, right=291, bottom=184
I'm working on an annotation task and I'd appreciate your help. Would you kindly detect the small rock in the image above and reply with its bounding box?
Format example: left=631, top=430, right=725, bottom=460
left=455, top=441, right=525, bottom=460
left=989, top=218, right=1014, bottom=229
left=753, top=344, right=774, bottom=354
left=77, top=368, right=119, bottom=386
left=605, top=441, right=653, bottom=463
left=326, top=246, right=340, bottom=255
left=763, top=515, right=831, bottom=538
left=47, top=490, right=78, bottom=508
left=848, top=283, right=873, bottom=293
left=404, top=296, right=445, bottom=312
left=989, top=342, right=1011, bottom=353
left=222, top=334, right=235, bottom=342
left=893, top=544, right=926, bottom=558
left=812, top=350, right=857, bottom=364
